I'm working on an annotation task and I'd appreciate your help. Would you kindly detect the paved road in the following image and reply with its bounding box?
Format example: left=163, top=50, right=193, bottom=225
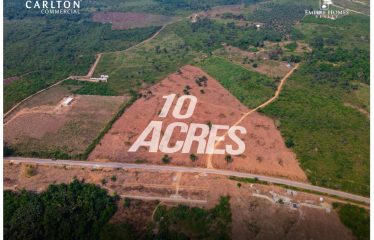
left=4, top=157, right=370, bottom=204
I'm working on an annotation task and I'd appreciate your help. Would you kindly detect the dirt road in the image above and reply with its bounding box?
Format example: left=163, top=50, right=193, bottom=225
left=4, top=78, right=69, bottom=120
left=5, top=19, right=179, bottom=119
left=206, top=63, right=300, bottom=168
left=86, top=53, right=102, bottom=78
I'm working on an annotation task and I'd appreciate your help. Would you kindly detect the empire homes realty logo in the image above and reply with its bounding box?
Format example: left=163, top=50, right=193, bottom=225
left=25, top=0, right=81, bottom=14
left=305, top=0, right=349, bottom=20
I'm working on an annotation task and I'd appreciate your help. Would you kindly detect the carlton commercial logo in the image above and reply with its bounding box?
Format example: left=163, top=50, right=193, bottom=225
left=25, top=0, right=81, bottom=14
left=305, top=0, right=349, bottom=20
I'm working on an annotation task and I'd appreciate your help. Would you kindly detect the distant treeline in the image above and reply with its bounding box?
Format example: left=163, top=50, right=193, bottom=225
left=4, top=180, right=117, bottom=240
left=4, top=0, right=161, bottom=112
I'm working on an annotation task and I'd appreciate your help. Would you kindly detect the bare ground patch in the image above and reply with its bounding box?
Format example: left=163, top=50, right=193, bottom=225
left=4, top=94, right=127, bottom=156
left=214, top=45, right=292, bottom=78
left=89, top=65, right=306, bottom=181
left=92, top=12, right=177, bottom=30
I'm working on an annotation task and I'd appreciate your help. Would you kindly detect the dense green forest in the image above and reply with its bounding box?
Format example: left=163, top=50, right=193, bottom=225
left=5, top=180, right=232, bottom=239
left=4, top=180, right=117, bottom=240
left=171, top=4, right=307, bottom=53
left=3, top=0, right=160, bottom=112
left=333, top=203, right=370, bottom=240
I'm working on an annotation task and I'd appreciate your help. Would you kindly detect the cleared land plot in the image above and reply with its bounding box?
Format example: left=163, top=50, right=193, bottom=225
left=213, top=46, right=291, bottom=78
left=89, top=65, right=306, bottom=181
left=213, top=40, right=310, bottom=78
left=92, top=12, right=177, bottom=30
left=4, top=88, right=127, bottom=158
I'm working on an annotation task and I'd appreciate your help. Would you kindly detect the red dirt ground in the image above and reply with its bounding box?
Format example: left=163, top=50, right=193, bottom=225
left=92, top=12, right=175, bottom=30
left=89, top=65, right=307, bottom=181
left=4, top=95, right=126, bottom=155
left=4, top=163, right=354, bottom=240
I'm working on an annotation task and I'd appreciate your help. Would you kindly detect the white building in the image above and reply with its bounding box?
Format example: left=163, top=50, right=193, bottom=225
left=89, top=74, right=108, bottom=82
left=62, top=96, right=74, bottom=106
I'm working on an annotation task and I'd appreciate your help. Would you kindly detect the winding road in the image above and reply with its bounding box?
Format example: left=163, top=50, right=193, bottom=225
left=4, top=157, right=369, bottom=204
left=206, top=63, right=300, bottom=168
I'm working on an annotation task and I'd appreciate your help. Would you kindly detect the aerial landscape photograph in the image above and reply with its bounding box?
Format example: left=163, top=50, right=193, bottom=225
left=2, top=0, right=371, bottom=239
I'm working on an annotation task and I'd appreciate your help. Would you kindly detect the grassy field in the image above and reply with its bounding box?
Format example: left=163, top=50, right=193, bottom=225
left=333, top=203, right=370, bottom=240
left=93, top=26, right=201, bottom=94
left=4, top=14, right=159, bottom=112
left=153, top=196, right=231, bottom=239
left=3, top=0, right=162, bottom=113
left=257, top=13, right=370, bottom=195
left=262, top=64, right=369, bottom=195
left=197, top=56, right=276, bottom=108
left=300, top=14, right=370, bottom=50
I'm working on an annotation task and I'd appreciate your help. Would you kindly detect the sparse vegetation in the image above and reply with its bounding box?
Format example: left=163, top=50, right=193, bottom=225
left=183, top=85, right=192, bottom=95
left=79, top=95, right=138, bottom=160
left=135, top=159, right=147, bottom=164
left=197, top=56, right=276, bottom=108
left=111, top=175, right=117, bottom=182
left=229, top=176, right=269, bottom=185
left=24, top=165, right=37, bottom=177
left=262, top=54, right=369, bottom=195
left=195, top=75, right=208, bottom=87
left=224, top=154, right=233, bottom=163
left=3, top=2, right=160, bottom=112
left=189, top=153, right=198, bottom=161
left=285, top=42, right=298, bottom=51
left=162, top=154, right=171, bottom=163
left=153, top=196, right=231, bottom=239
left=124, top=198, right=131, bottom=208
left=93, top=27, right=200, bottom=95
left=207, top=120, right=213, bottom=129
left=285, top=137, right=295, bottom=148
left=334, top=203, right=369, bottom=240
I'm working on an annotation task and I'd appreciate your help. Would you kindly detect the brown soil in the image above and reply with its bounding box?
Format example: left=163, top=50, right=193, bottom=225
left=4, top=84, right=77, bottom=122
left=89, top=65, right=306, bottom=181
left=4, top=76, right=20, bottom=85
left=4, top=95, right=127, bottom=155
left=205, top=178, right=354, bottom=240
left=109, top=199, right=158, bottom=233
left=4, top=162, right=355, bottom=240
left=92, top=12, right=176, bottom=30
